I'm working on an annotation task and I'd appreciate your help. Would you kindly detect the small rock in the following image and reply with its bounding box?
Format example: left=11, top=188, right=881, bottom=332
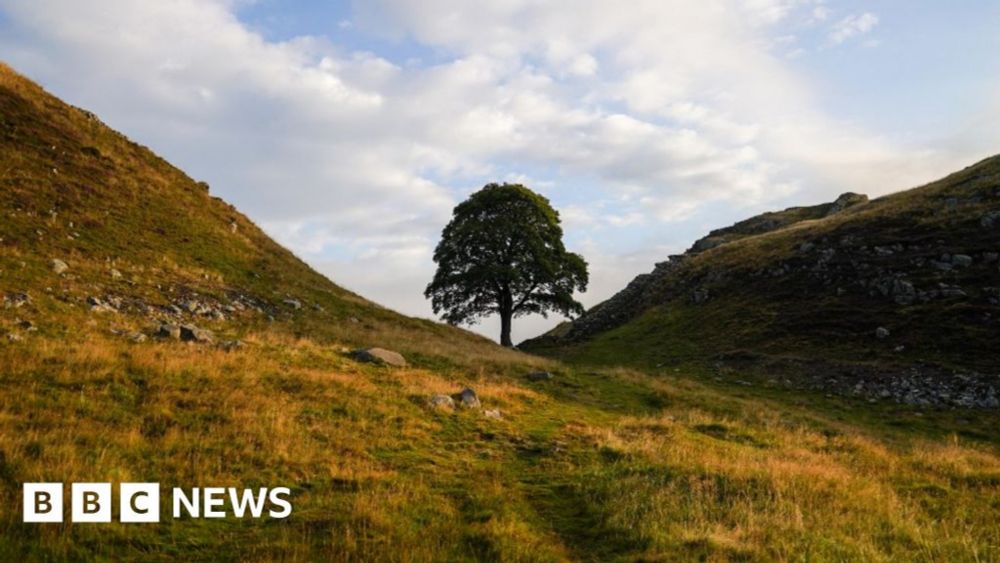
left=51, top=258, right=68, bottom=274
left=6, top=332, right=23, bottom=343
left=352, top=347, right=407, bottom=367
left=428, top=394, right=455, bottom=410
left=110, top=268, right=123, bottom=280
left=484, top=409, right=502, bottom=420
left=219, top=340, right=244, bottom=351
left=284, top=299, right=302, bottom=310
left=455, top=388, right=481, bottom=409
left=875, top=327, right=890, bottom=339
left=3, top=292, right=30, bottom=309
left=981, top=211, right=1000, bottom=228
left=128, top=332, right=147, bottom=343
left=87, top=296, right=117, bottom=313
left=527, top=371, right=554, bottom=382
left=951, top=254, right=973, bottom=268
left=179, top=324, right=214, bottom=343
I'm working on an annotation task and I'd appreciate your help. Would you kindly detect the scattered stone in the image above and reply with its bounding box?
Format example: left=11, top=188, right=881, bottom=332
left=455, top=388, right=481, bottom=409
left=352, top=347, right=407, bottom=367
left=484, top=409, right=502, bottom=420
left=691, top=288, right=710, bottom=304
left=428, top=394, right=455, bottom=410
left=527, top=371, right=554, bottom=382
left=875, top=327, right=891, bottom=339
left=283, top=299, right=302, bottom=310
left=219, top=340, right=244, bottom=351
left=981, top=210, right=1000, bottom=228
left=3, top=292, right=30, bottom=309
left=51, top=258, right=68, bottom=274
left=87, top=296, right=117, bottom=313
left=179, top=324, right=214, bottom=343
left=951, top=254, right=973, bottom=268
left=157, top=323, right=181, bottom=340
left=6, top=332, right=23, bottom=343
left=110, top=268, right=123, bottom=280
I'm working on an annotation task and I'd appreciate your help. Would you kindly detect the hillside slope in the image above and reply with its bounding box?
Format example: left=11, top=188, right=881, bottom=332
left=2, top=63, right=1000, bottom=561
left=525, top=158, right=1000, bottom=408
left=0, top=61, right=509, bottom=364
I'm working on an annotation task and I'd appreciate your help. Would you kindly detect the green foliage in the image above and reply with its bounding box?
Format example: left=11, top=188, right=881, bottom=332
left=425, top=183, right=588, bottom=345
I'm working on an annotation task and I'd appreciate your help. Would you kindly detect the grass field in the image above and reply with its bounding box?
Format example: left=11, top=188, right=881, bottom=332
left=1, top=328, right=998, bottom=561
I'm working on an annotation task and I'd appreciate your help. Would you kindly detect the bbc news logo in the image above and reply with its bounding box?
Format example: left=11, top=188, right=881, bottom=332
left=23, top=483, right=292, bottom=523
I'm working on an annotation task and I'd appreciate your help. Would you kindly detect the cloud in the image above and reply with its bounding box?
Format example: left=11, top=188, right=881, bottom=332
left=0, top=0, right=989, bottom=344
left=829, top=12, right=879, bottom=44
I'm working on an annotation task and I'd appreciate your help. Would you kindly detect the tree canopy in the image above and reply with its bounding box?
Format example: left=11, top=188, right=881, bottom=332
left=425, top=183, right=588, bottom=347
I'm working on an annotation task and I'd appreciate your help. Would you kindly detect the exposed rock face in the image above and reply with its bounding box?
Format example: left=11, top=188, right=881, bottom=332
left=557, top=257, right=688, bottom=341
left=826, top=192, right=869, bottom=216
left=352, top=347, right=407, bottom=367
left=523, top=159, right=1000, bottom=407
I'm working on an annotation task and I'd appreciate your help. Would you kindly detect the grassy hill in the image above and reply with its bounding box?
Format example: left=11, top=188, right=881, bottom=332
left=525, top=158, right=1000, bottom=408
left=2, top=63, right=1000, bottom=561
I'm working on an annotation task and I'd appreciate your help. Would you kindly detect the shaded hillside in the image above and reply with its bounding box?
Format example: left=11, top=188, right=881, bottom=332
left=525, top=158, right=1000, bottom=407
left=0, top=62, right=509, bottom=365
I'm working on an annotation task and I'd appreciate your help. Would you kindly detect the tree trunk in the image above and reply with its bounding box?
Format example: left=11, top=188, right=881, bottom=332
left=500, top=309, right=513, bottom=347
left=499, top=288, right=513, bottom=347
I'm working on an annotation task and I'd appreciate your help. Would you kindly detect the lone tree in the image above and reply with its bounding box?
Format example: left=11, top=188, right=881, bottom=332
left=425, top=183, right=588, bottom=347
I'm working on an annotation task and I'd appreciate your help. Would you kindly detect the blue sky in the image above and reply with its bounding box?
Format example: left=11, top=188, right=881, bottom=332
left=1, top=0, right=998, bottom=342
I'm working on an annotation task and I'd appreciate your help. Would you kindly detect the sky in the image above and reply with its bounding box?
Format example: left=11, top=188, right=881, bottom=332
left=1, top=0, right=998, bottom=343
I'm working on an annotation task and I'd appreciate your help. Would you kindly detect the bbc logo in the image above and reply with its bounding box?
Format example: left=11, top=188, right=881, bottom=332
left=24, top=483, right=160, bottom=523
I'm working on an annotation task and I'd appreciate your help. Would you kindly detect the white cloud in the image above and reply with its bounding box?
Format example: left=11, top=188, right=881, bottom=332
left=0, top=0, right=989, bottom=344
left=829, top=12, right=879, bottom=44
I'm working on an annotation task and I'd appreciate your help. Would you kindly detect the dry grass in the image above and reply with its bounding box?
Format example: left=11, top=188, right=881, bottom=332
left=0, top=332, right=997, bottom=561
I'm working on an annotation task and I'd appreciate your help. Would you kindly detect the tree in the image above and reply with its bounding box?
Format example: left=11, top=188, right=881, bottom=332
left=425, top=183, right=588, bottom=347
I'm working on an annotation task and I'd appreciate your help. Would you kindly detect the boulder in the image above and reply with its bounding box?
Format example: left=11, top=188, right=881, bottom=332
left=157, top=323, right=181, bottom=339
left=455, top=388, right=481, bottom=409
left=51, top=258, right=68, bottom=274
left=428, top=394, right=455, bottom=410
left=352, top=347, right=407, bottom=367
left=180, top=324, right=214, bottom=343
left=527, top=371, right=554, bottom=382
